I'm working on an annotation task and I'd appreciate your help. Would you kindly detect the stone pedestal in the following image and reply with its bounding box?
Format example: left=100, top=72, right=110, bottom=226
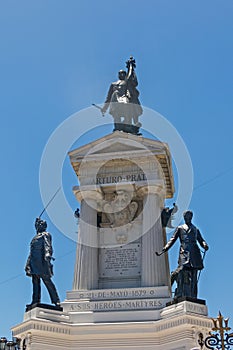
left=70, top=132, right=174, bottom=293
left=12, top=133, right=212, bottom=349
left=12, top=299, right=212, bottom=350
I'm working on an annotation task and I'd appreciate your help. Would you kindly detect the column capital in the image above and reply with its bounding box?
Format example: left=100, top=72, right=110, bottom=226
left=73, top=186, right=103, bottom=202
left=136, top=181, right=165, bottom=199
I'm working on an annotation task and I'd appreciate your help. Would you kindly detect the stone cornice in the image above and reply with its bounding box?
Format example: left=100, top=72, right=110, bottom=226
left=12, top=314, right=213, bottom=342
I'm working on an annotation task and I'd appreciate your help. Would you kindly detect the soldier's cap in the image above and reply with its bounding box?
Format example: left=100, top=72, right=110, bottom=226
left=35, top=217, right=47, bottom=229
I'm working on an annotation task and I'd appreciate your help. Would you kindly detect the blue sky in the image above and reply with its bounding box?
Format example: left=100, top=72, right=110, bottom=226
left=0, top=0, right=232, bottom=339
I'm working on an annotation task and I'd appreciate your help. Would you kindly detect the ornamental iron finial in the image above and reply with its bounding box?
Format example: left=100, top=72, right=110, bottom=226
left=204, top=312, right=233, bottom=349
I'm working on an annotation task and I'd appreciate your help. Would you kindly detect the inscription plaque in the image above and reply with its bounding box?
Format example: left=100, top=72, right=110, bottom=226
left=66, top=298, right=166, bottom=312
left=99, top=243, right=141, bottom=277
left=96, top=172, right=146, bottom=185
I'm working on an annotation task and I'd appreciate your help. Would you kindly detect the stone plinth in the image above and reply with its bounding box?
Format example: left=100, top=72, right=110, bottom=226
left=12, top=299, right=212, bottom=350
left=63, top=286, right=171, bottom=323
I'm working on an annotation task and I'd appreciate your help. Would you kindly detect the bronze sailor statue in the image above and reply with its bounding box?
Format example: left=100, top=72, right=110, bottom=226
left=157, top=210, right=209, bottom=299
left=25, top=218, right=60, bottom=308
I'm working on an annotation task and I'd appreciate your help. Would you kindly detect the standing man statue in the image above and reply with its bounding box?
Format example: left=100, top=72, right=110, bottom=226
left=156, top=210, right=209, bottom=299
left=25, top=218, right=60, bottom=307
left=101, top=56, right=143, bottom=135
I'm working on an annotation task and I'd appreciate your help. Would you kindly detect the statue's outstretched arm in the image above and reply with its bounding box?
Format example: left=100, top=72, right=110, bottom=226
left=156, top=227, right=179, bottom=256
left=126, top=63, right=138, bottom=87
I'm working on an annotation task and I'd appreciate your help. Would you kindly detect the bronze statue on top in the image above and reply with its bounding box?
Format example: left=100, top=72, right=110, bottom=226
left=156, top=210, right=209, bottom=299
left=101, top=56, right=143, bottom=135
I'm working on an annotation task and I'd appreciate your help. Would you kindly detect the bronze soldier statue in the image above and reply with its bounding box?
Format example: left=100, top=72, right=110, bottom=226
left=156, top=210, right=209, bottom=299
left=101, top=56, right=143, bottom=135
left=25, top=218, right=60, bottom=307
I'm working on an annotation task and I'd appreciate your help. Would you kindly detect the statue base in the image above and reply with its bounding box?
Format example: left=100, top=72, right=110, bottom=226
left=113, top=122, right=142, bottom=135
left=25, top=302, right=63, bottom=312
left=166, top=296, right=206, bottom=307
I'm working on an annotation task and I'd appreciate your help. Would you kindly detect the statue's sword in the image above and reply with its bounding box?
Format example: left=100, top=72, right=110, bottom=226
left=197, top=250, right=207, bottom=284
left=39, top=187, right=61, bottom=218
left=92, top=103, right=104, bottom=116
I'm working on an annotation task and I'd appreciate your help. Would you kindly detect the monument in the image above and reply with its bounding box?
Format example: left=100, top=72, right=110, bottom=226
left=12, top=57, right=212, bottom=350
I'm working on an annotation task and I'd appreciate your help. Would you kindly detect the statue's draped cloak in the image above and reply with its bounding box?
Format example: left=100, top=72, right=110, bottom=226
left=104, top=72, right=142, bottom=120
